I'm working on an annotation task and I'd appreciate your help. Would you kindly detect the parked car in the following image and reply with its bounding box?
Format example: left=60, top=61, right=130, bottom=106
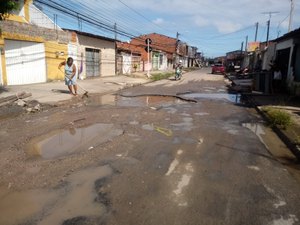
left=211, top=64, right=225, bottom=74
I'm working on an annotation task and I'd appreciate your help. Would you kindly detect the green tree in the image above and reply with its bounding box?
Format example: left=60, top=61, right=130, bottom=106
left=0, top=0, right=19, bottom=20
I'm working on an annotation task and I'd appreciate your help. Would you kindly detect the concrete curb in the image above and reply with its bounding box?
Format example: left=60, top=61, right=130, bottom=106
left=244, top=94, right=300, bottom=161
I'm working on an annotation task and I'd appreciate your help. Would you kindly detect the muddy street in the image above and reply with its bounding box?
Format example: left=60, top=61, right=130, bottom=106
left=1, top=69, right=300, bottom=225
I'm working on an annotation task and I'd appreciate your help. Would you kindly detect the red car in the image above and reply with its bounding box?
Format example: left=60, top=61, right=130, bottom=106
left=211, top=64, right=225, bottom=74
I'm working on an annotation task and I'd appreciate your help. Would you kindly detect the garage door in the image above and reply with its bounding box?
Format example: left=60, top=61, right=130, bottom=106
left=5, top=40, right=46, bottom=85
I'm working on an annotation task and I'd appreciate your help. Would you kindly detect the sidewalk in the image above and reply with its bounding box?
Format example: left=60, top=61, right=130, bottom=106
left=245, top=93, right=300, bottom=159
left=0, top=75, right=149, bottom=104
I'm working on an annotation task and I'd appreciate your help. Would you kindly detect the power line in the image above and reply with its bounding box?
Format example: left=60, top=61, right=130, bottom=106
left=35, top=0, right=137, bottom=39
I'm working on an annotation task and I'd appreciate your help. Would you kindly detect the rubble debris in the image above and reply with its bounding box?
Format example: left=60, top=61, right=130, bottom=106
left=0, top=92, right=32, bottom=106
left=15, top=99, right=27, bottom=107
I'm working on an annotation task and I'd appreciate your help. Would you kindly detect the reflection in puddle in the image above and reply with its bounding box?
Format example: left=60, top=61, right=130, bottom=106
left=181, top=93, right=242, bottom=104
left=243, top=123, right=268, bottom=149
left=27, top=124, right=123, bottom=159
left=86, top=95, right=185, bottom=107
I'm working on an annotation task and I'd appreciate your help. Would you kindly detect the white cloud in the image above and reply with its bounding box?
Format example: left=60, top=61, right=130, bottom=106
left=153, top=18, right=164, bottom=25
left=213, top=21, right=242, bottom=34
left=194, top=16, right=210, bottom=27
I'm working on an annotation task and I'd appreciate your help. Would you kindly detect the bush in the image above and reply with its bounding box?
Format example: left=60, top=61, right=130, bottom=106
left=262, top=107, right=293, bottom=129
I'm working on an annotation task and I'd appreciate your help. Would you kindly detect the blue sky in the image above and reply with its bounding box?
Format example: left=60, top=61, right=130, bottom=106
left=37, top=0, right=300, bottom=58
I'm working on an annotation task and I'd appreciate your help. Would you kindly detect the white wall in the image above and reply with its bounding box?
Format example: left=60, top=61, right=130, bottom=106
left=159, top=53, right=168, bottom=71
left=276, top=39, right=294, bottom=81
left=29, top=4, right=62, bottom=30
left=78, top=34, right=116, bottom=77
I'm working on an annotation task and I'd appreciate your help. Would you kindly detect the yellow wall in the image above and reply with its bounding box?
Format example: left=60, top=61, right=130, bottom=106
left=2, top=32, right=44, bottom=43
left=1, top=32, right=68, bottom=84
left=0, top=38, right=7, bottom=85
left=24, top=0, right=32, bottom=22
left=45, top=42, right=68, bottom=81
left=7, top=0, right=32, bottom=23
left=6, top=14, right=26, bottom=23
left=1, top=0, right=69, bottom=85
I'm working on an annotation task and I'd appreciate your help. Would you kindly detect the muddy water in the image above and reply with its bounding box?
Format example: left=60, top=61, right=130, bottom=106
left=0, top=165, right=113, bottom=225
left=0, top=188, right=58, bottom=225
left=27, top=123, right=123, bottom=159
left=39, top=165, right=112, bottom=225
left=86, top=94, right=185, bottom=107
left=181, top=93, right=242, bottom=104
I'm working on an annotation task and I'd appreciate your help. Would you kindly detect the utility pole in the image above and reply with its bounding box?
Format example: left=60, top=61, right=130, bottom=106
left=245, top=35, right=248, bottom=52
left=77, top=13, right=82, bottom=31
left=241, top=41, right=244, bottom=54
left=254, top=22, right=259, bottom=42
left=262, top=11, right=279, bottom=45
left=114, top=23, right=117, bottom=75
left=266, top=20, right=270, bottom=44
left=288, top=0, right=294, bottom=32
left=175, top=32, right=180, bottom=64
left=114, top=23, right=117, bottom=40
left=54, top=14, right=58, bottom=38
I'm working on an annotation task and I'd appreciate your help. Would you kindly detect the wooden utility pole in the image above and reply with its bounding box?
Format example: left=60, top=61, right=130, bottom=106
left=245, top=35, right=248, bottom=52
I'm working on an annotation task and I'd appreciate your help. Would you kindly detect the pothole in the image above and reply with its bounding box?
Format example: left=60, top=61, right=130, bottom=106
left=180, top=93, right=243, bottom=104
left=26, top=123, right=124, bottom=159
left=85, top=94, right=188, bottom=107
left=0, top=165, right=113, bottom=225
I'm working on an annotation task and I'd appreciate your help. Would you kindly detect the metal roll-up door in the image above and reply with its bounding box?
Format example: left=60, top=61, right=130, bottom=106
left=5, top=40, right=46, bottom=85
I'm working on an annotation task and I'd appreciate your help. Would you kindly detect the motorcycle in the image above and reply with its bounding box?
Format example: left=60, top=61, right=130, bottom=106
left=175, top=67, right=182, bottom=80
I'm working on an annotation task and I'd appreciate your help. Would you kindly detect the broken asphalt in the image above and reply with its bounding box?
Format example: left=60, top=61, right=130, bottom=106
left=0, top=70, right=299, bottom=160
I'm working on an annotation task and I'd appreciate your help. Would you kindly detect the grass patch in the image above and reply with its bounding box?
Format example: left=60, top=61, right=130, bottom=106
left=151, top=72, right=174, bottom=81
left=262, top=107, right=293, bottom=129
left=184, top=67, right=201, bottom=72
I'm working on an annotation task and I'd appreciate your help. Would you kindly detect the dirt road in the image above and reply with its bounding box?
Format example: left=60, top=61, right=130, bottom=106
left=1, top=69, right=300, bottom=225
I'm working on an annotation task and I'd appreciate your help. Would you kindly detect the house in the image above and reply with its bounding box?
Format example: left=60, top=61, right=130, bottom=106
left=274, top=28, right=300, bottom=95
left=187, top=46, right=198, bottom=67
left=0, top=0, right=69, bottom=85
left=116, top=42, right=143, bottom=75
left=226, top=50, right=245, bottom=69
left=130, top=33, right=177, bottom=71
left=64, top=29, right=116, bottom=78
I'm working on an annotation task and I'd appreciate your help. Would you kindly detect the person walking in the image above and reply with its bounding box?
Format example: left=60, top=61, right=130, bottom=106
left=58, top=57, right=78, bottom=96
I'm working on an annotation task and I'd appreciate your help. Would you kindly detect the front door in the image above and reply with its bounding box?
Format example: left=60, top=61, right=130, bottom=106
left=86, top=48, right=100, bottom=77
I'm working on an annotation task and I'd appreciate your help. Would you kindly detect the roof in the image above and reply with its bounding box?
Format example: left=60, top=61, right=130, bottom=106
left=116, top=42, right=143, bottom=55
left=130, top=33, right=177, bottom=58
left=63, top=29, right=116, bottom=42
left=275, top=27, right=300, bottom=42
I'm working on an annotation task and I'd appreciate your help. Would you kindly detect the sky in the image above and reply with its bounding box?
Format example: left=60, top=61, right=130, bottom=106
left=36, top=0, right=300, bottom=58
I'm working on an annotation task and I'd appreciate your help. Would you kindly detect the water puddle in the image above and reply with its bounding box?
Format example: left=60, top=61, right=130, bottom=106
left=0, top=165, right=113, bottom=225
left=181, top=93, right=242, bottom=104
left=0, top=188, right=58, bottom=225
left=27, top=123, right=123, bottom=159
left=242, top=123, right=268, bottom=149
left=86, top=94, right=186, bottom=107
left=39, top=165, right=112, bottom=225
